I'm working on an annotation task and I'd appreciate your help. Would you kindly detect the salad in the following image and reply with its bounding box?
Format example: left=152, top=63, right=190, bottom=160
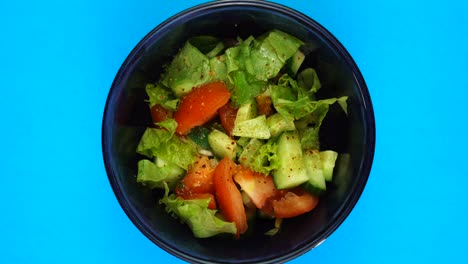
left=135, top=30, right=347, bottom=238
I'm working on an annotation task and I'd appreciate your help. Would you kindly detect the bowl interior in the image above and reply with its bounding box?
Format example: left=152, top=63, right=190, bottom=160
left=102, top=1, right=374, bottom=263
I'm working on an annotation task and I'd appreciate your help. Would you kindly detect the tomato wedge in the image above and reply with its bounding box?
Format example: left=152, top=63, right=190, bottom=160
left=218, top=102, right=238, bottom=137
left=213, top=157, right=248, bottom=238
left=272, top=188, right=319, bottom=218
left=233, top=168, right=276, bottom=209
left=151, top=104, right=173, bottom=123
left=175, top=156, right=215, bottom=195
left=175, top=156, right=217, bottom=210
left=174, top=81, right=231, bottom=135
left=234, top=168, right=318, bottom=219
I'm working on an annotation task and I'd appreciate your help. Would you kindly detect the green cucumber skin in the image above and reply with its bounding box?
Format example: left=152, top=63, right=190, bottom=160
left=272, top=131, right=309, bottom=189
left=302, top=149, right=327, bottom=194
left=320, top=150, right=338, bottom=182
left=207, top=130, right=237, bottom=160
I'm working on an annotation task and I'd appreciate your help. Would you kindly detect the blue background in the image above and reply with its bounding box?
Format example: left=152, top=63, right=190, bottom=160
left=1, top=0, right=467, bottom=263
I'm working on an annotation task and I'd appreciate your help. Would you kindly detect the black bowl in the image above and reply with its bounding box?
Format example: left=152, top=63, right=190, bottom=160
left=102, top=1, right=375, bottom=263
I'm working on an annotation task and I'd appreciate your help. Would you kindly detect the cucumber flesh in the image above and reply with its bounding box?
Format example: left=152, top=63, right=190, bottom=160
left=320, top=150, right=338, bottom=182
left=302, top=149, right=326, bottom=194
left=286, top=50, right=305, bottom=77
left=207, top=129, right=237, bottom=160
left=272, top=131, right=309, bottom=189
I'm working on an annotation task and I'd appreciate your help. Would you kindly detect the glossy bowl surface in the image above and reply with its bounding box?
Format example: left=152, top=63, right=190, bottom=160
left=102, top=1, right=375, bottom=263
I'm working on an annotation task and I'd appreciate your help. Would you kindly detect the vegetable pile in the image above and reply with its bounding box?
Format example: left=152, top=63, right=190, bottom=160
left=136, top=30, right=347, bottom=238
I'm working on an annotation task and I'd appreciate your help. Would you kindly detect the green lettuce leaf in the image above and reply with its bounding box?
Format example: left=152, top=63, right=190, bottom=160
left=269, top=70, right=348, bottom=150
left=246, top=30, right=304, bottom=81
left=145, top=83, right=179, bottom=111
left=136, top=128, right=171, bottom=158
left=277, top=73, right=301, bottom=94
left=160, top=183, right=237, bottom=238
left=137, top=159, right=185, bottom=190
left=276, top=96, right=348, bottom=121
left=136, top=125, right=197, bottom=170
left=225, top=36, right=255, bottom=75
left=297, top=103, right=330, bottom=150
left=156, top=119, right=178, bottom=137
left=209, top=55, right=228, bottom=82
left=276, top=69, right=321, bottom=100
left=188, top=36, right=224, bottom=58
left=271, top=71, right=348, bottom=122
left=250, top=139, right=279, bottom=175
left=160, top=41, right=230, bottom=97
left=229, top=70, right=267, bottom=107
left=224, top=30, right=303, bottom=106
left=294, top=97, right=348, bottom=150
left=161, top=42, right=211, bottom=97
left=297, top=68, right=321, bottom=97
left=270, top=83, right=297, bottom=104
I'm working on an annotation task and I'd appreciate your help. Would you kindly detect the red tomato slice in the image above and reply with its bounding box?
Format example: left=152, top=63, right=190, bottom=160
left=218, top=102, right=238, bottom=137
left=272, top=188, right=319, bottom=218
left=259, top=189, right=287, bottom=217
left=176, top=192, right=217, bottom=210
left=213, top=157, right=248, bottom=238
left=233, top=168, right=276, bottom=209
left=151, top=104, right=173, bottom=123
left=175, top=156, right=215, bottom=195
left=233, top=168, right=318, bottom=219
left=174, top=81, right=230, bottom=135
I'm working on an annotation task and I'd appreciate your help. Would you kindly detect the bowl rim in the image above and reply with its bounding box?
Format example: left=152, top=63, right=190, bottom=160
left=102, top=0, right=376, bottom=263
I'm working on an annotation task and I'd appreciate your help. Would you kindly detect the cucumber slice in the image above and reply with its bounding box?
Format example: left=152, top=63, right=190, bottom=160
left=272, top=131, right=309, bottom=189
left=320, top=150, right=338, bottom=182
left=207, top=129, right=237, bottom=160
left=302, top=149, right=326, bottom=194
left=286, top=50, right=305, bottom=77
left=187, top=126, right=211, bottom=150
